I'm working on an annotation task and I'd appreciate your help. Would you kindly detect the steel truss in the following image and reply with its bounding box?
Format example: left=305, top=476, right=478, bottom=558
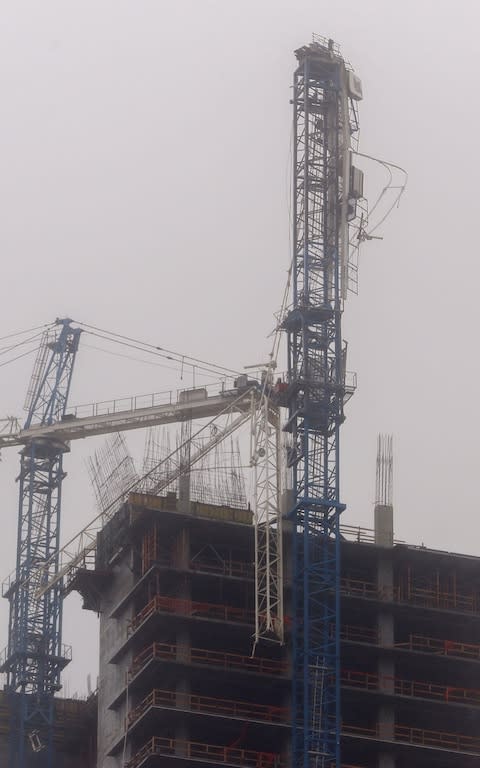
left=1, top=319, right=81, bottom=768
left=284, top=40, right=360, bottom=768
left=251, top=392, right=283, bottom=644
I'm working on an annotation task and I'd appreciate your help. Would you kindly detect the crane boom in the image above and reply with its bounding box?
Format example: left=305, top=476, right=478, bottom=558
left=0, top=387, right=256, bottom=448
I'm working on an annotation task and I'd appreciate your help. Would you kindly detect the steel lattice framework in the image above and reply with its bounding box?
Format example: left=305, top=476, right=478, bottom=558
left=251, top=392, right=283, bottom=644
left=284, top=39, right=361, bottom=768
left=1, top=319, right=81, bottom=768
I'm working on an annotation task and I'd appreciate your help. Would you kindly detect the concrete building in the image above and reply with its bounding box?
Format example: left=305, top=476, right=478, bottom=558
left=2, top=489, right=478, bottom=766
left=63, top=491, right=480, bottom=768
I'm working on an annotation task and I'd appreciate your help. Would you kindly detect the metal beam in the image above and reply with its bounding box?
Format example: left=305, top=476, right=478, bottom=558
left=0, top=388, right=257, bottom=449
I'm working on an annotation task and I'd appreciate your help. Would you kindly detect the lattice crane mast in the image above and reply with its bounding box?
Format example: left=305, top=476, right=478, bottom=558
left=1, top=319, right=81, bottom=768
left=283, top=38, right=364, bottom=768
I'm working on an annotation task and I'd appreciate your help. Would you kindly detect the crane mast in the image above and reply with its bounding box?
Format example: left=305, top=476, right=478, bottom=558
left=1, top=319, right=81, bottom=768
left=284, top=39, right=362, bottom=767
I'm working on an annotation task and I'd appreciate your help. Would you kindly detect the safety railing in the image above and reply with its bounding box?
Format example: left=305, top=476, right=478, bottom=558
left=396, top=634, right=480, bottom=660
left=339, top=623, right=378, bottom=644
left=341, top=577, right=384, bottom=600
left=128, top=595, right=254, bottom=635
left=70, top=381, right=235, bottom=420
left=341, top=669, right=480, bottom=706
left=399, top=585, right=479, bottom=613
left=341, top=576, right=480, bottom=614
left=129, top=641, right=288, bottom=680
left=339, top=623, right=480, bottom=664
left=127, top=688, right=287, bottom=727
left=190, top=558, right=254, bottom=579
left=343, top=722, right=480, bottom=754
left=126, top=737, right=284, bottom=768
left=340, top=524, right=404, bottom=545
left=395, top=724, right=480, bottom=751
left=141, top=547, right=253, bottom=580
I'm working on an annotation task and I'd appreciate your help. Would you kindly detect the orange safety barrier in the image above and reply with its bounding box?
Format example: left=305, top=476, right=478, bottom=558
left=126, top=736, right=284, bottom=768
left=129, top=641, right=287, bottom=679
left=341, top=669, right=480, bottom=706
left=339, top=624, right=480, bottom=664
left=341, top=576, right=480, bottom=614
left=399, top=586, right=479, bottom=613
left=128, top=595, right=254, bottom=634
left=395, top=634, right=480, bottom=660
left=127, top=688, right=287, bottom=727
left=343, top=722, right=480, bottom=754
left=395, top=724, right=480, bottom=753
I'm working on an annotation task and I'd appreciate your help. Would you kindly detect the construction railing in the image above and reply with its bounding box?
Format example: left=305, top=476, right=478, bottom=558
left=141, top=526, right=253, bottom=579
left=189, top=557, right=254, bottom=579
left=342, top=669, right=480, bottom=706
left=126, top=737, right=284, bottom=768
left=339, top=623, right=378, bottom=644
left=396, top=634, right=480, bottom=660
left=128, top=595, right=254, bottom=634
left=339, top=622, right=480, bottom=663
left=127, top=688, right=287, bottom=727
left=343, top=722, right=480, bottom=754
left=129, top=641, right=288, bottom=680
left=341, top=576, right=480, bottom=614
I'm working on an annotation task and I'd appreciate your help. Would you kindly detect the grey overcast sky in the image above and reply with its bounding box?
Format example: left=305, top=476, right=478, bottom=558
left=0, top=0, right=478, bottom=694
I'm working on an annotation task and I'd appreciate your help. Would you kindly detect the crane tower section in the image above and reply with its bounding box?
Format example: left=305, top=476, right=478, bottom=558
left=283, top=38, right=363, bottom=767
left=1, top=319, right=81, bottom=768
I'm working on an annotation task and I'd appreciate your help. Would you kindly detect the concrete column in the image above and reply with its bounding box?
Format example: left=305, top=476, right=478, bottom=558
left=174, top=525, right=191, bottom=758
left=378, top=752, right=396, bottom=768
left=374, top=504, right=393, bottom=548
left=375, top=505, right=395, bottom=768
left=173, top=527, right=190, bottom=570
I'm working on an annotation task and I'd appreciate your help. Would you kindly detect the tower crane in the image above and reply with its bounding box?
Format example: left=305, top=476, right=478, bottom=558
left=0, top=34, right=399, bottom=768
left=282, top=38, right=365, bottom=768
left=0, top=320, right=281, bottom=767
left=1, top=319, right=81, bottom=768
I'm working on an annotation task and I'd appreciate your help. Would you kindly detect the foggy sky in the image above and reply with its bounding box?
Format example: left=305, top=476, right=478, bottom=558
left=0, top=0, right=477, bottom=695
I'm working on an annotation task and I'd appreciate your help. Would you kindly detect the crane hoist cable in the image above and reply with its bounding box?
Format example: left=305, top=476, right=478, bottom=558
left=0, top=321, right=54, bottom=344
left=0, top=331, right=46, bottom=357
left=72, top=320, right=247, bottom=380
left=80, top=342, right=225, bottom=380
left=0, top=345, right=41, bottom=370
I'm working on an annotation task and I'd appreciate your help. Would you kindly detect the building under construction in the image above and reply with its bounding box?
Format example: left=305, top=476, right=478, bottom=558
left=1, top=33, right=479, bottom=768
left=29, top=486, right=478, bottom=768
left=1, top=431, right=480, bottom=767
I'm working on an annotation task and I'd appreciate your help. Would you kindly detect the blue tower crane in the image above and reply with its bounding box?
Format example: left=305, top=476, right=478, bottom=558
left=283, top=39, right=363, bottom=767
left=1, top=319, right=81, bottom=768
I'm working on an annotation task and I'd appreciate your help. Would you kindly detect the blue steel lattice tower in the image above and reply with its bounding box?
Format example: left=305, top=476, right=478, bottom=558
left=283, top=39, right=363, bottom=767
left=1, top=319, right=81, bottom=768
